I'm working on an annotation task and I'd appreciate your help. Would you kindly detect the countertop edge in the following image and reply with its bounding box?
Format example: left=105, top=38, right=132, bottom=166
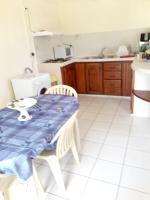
left=40, top=57, right=135, bottom=68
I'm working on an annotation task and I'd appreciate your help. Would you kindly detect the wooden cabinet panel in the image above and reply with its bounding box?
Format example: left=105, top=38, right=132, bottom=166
left=104, top=80, right=121, bottom=96
left=75, top=63, right=86, bottom=93
left=104, top=62, right=121, bottom=71
left=122, top=62, right=132, bottom=96
left=104, top=71, right=121, bottom=79
left=86, top=63, right=103, bottom=94
left=61, top=63, right=76, bottom=90
left=104, top=80, right=121, bottom=88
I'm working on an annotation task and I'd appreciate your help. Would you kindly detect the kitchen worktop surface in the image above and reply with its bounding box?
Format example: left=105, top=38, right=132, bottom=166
left=39, top=56, right=135, bottom=84
left=41, top=56, right=135, bottom=67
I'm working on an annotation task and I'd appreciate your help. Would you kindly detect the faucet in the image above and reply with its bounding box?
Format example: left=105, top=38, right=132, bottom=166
left=24, top=67, right=33, bottom=74
left=100, top=47, right=107, bottom=58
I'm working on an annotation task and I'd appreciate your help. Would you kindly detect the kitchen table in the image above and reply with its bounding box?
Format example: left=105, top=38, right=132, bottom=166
left=0, top=94, right=79, bottom=181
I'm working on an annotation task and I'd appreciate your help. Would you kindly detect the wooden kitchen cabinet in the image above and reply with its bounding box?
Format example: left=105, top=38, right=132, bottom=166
left=122, top=62, right=132, bottom=96
left=61, top=63, right=76, bottom=90
left=61, top=61, right=132, bottom=96
left=75, top=63, right=86, bottom=93
left=86, top=63, right=103, bottom=94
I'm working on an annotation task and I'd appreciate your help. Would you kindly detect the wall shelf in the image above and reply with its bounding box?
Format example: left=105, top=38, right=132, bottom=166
left=32, top=31, right=63, bottom=37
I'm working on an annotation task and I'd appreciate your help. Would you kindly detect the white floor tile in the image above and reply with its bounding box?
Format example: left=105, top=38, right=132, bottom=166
left=78, top=119, right=93, bottom=138
left=82, top=179, right=118, bottom=200
left=121, top=166, right=150, bottom=193
left=112, top=115, right=132, bottom=125
left=45, top=194, right=66, bottom=200
left=110, top=123, right=130, bottom=133
left=128, top=137, right=150, bottom=152
left=132, top=117, right=150, bottom=128
left=130, top=126, right=150, bottom=138
left=125, top=149, right=150, bottom=170
left=63, top=155, right=96, bottom=176
left=80, top=112, right=98, bottom=120
left=80, top=140, right=102, bottom=157
left=105, top=134, right=128, bottom=148
left=90, top=160, right=122, bottom=184
left=99, top=145, right=126, bottom=164
left=108, top=129, right=129, bottom=136
left=95, top=114, right=114, bottom=122
left=84, top=129, right=107, bottom=143
left=90, top=121, right=111, bottom=132
left=100, top=107, right=117, bottom=115
left=78, top=119, right=93, bottom=130
left=49, top=172, right=88, bottom=200
left=117, top=187, right=150, bottom=200
left=116, top=107, right=130, bottom=116
left=87, top=104, right=104, bottom=113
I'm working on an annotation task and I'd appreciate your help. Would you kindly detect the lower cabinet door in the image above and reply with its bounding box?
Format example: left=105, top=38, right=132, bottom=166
left=86, top=63, right=103, bottom=94
left=61, top=63, right=76, bottom=90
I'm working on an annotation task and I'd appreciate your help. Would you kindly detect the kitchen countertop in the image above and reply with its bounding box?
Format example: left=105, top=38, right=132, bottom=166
left=39, top=56, right=135, bottom=84
left=131, top=59, right=150, bottom=74
left=41, top=56, right=135, bottom=67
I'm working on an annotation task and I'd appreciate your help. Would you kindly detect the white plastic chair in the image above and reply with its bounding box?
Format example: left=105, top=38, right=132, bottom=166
left=0, top=174, right=17, bottom=200
left=45, top=85, right=80, bottom=152
left=35, top=112, right=80, bottom=191
left=45, top=85, right=78, bottom=98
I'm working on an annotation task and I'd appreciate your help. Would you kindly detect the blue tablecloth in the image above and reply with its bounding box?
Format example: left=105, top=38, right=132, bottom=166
left=0, top=94, right=79, bottom=181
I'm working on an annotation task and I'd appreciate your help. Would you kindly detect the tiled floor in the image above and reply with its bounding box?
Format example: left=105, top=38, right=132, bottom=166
left=35, top=95, right=150, bottom=200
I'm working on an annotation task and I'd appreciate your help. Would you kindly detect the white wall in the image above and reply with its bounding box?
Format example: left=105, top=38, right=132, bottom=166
left=23, top=0, right=150, bottom=35
left=0, top=0, right=31, bottom=107
left=58, top=0, right=150, bottom=34
left=22, top=0, right=61, bottom=32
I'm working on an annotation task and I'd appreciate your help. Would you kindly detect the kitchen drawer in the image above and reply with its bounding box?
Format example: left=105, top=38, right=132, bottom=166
left=103, top=63, right=122, bottom=71
left=104, top=71, right=121, bottom=79
left=104, top=80, right=121, bottom=95
left=104, top=87, right=121, bottom=95
left=104, top=80, right=121, bottom=87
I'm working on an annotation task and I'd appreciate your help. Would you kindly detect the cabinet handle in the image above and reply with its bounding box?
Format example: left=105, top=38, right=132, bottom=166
left=109, top=75, right=115, bottom=78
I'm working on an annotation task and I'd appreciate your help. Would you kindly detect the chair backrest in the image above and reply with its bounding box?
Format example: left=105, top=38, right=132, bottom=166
left=45, top=85, right=78, bottom=98
left=55, top=113, right=76, bottom=159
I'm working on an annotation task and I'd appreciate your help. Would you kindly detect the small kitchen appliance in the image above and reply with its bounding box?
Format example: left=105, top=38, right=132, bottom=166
left=53, top=44, right=73, bottom=59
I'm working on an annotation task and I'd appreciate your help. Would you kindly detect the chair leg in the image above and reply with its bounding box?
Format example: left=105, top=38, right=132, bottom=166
left=3, top=191, right=10, bottom=200
left=74, top=118, right=80, bottom=152
left=47, top=156, right=65, bottom=191
left=71, top=142, right=80, bottom=165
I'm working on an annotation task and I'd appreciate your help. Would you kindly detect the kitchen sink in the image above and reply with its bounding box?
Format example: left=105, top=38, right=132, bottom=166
left=82, top=56, right=104, bottom=59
